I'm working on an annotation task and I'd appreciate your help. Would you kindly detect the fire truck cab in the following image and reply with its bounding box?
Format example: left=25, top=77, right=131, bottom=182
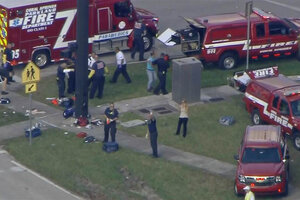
left=0, top=0, right=159, bottom=68
left=171, top=8, right=300, bottom=69
left=244, top=70, right=300, bottom=150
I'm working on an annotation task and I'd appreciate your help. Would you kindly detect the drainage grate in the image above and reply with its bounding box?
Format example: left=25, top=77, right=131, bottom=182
left=152, top=107, right=166, bottom=111
left=158, top=110, right=173, bottom=114
left=139, top=108, right=150, bottom=113
left=137, top=105, right=176, bottom=116
left=209, top=97, right=224, bottom=102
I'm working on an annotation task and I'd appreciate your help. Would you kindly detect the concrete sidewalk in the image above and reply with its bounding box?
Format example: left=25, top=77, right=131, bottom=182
left=0, top=86, right=299, bottom=199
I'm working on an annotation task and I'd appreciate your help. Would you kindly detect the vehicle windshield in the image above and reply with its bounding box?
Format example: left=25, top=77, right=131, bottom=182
left=242, top=148, right=281, bottom=163
left=291, top=99, right=300, bottom=117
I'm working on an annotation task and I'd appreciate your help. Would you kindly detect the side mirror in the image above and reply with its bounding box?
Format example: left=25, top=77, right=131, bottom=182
left=234, top=154, right=239, bottom=161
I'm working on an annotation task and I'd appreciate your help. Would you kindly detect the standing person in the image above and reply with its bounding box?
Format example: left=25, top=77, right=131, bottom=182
left=175, top=99, right=189, bottom=137
left=146, top=51, right=157, bottom=92
left=56, top=62, right=68, bottom=99
left=146, top=111, right=159, bottom=158
left=104, top=103, right=119, bottom=143
left=110, top=47, right=131, bottom=83
left=0, top=68, right=8, bottom=95
left=243, top=186, right=255, bottom=200
left=131, top=19, right=146, bottom=61
left=153, top=53, right=169, bottom=95
left=67, top=52, right=76, bottom=94
left=88, top=54, right=105, bottom=99
left=3, top=42, right=15, bottom=83
left=87, top=52, right=97, bottom=88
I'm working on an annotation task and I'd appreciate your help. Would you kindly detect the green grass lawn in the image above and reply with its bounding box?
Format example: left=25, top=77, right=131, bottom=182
left=118, top=95, right=300, bottom=189
left=0, top=105, right=27, bottom=126
left=19, top=57, right=300, bottom=106
left=3, top=128, right=277, bottom=200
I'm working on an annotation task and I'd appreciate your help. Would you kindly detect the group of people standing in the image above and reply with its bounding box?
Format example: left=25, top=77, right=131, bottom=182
left=56, top=47, right=132, bottom=100
left=0, top=42, right=16, bottom=96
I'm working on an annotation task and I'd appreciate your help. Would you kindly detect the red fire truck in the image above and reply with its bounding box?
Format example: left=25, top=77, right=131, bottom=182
left=169, top=8, right=300, bottom=69
left=243, top=67, right=300, bottom=150
left=0, top=0, right=159, bottom=68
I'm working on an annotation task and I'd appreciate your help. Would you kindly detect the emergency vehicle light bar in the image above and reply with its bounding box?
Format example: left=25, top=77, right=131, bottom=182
left=284, top=89, right=300, bottom=96
left=252, top=8, right=272, bottom=19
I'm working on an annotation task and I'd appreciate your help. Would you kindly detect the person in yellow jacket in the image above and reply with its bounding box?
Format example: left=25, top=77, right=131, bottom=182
left=243, top=186, right=255, bottom=200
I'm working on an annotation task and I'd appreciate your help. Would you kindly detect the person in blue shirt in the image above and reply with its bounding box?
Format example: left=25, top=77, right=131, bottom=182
left=146, top=51, right=157, bottom=92
left=146, top=111, right=159, bottom=158
left=88, top=54, right=105, bottom=99
left=104, top=103, right=119, bottom=143
left=131, top=19, right=146, bottom=61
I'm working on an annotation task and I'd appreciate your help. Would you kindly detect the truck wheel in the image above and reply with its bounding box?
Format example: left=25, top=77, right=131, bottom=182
left=234, top=182, right=242, bottom=196
left=293, top=133, right=300, bottom=151
left=143, top=33, right=153, bottom=52
left=33, top=50, right=50, bottom=68
left=218, top=52, right=237, bottom=70
left=251, top=109, right=262, bottom=125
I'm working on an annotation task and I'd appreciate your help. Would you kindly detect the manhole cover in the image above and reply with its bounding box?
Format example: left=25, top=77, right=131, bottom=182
left=139, top=108, right=150, bottom=113
left=209, top=97, right=224, bottom=102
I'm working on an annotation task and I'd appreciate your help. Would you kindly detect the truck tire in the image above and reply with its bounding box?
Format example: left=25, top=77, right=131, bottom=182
left=218, top=52, right=238, bottom=70
left=293, top=133, right=300, bottom=151
left=251, top=109, right=262, bottom=125
left=234, top=182, right=242, bottom=197
left=143, top=33, right=153, bottom=52
left=33, top=50, right=50, bottom=68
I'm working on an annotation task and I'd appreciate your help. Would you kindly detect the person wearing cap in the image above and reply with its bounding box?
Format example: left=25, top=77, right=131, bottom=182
left=243, top=186, right=255, bottom=200
left=131, top=19, right=146, bottom=61
left=146, top=111, right=159, bottom=158
left=152, top=52, right=169, bottom=95
left=104, top=103, right=119, bottom=143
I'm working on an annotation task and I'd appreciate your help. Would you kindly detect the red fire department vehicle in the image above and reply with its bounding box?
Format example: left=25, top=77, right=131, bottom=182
left=170, top=8, right=300, bottom=69
left=234, top=125, right=289, bottom=196
left=0, top=0, right=158, bottom=68
left=243, top=67, right=300, bottom=150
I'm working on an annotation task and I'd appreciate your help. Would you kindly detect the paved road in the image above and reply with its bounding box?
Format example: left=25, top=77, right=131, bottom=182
left=0, top=150, right=82, bottom=200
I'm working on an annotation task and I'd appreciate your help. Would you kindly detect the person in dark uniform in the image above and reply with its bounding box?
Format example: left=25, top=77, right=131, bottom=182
left=0, top=68, right=8, bottom=95
left=3, top=42, right=15, bottom=83
left=67, top=52, right=76, bottom=94
left=131, top=19, right=146, bottom=61
left=56, top=62, right=68, bottom=98
left=104, top=103, right=119, bottom=143
left=146, top=111, right=158, bottom=158
left=88, top=54, right=105, bottom=99
left=153, top=53, right=169, bottom=95
left=110, top=47, right=131, bottom=83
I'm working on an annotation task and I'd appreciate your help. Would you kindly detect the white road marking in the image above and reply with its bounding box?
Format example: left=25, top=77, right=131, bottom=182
left=262, top=0, right=300, bottom=12
left=11, top=160, right=83, bottom=200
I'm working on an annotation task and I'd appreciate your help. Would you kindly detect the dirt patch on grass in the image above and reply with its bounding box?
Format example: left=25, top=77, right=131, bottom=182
left=120, top=167, right=162, bottom=200
left=75, top=177, right=108, bottom=200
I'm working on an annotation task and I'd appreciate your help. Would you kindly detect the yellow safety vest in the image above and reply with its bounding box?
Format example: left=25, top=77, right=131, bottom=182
left=245, top=191, right=255, bottom=200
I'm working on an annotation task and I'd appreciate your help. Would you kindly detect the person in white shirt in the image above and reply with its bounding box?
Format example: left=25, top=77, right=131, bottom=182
left=175, top=99, right=189, bottom=137
left=110, top=47, right=131, bottom=83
